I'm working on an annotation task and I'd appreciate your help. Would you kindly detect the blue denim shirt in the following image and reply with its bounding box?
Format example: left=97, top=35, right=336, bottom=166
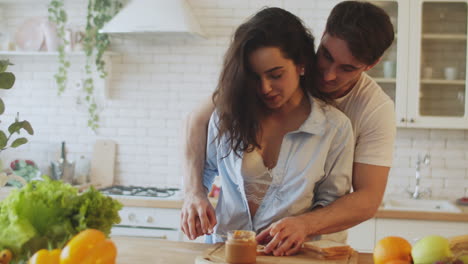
left=203, top=95, right=354, bottom=243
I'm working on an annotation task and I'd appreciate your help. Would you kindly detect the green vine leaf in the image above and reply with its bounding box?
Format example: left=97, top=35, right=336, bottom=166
left=0, top=131, right=7, bottom=149
left=22, top=121, right=34, bottom=135
left=0, top=59, right=13, bottom=73
left=8, top=121, right=24, bottom=135
left=48, top=0, right=69, bottom=96
left=47, top=0, right=123, bottom=132
left=0, top=98, right=4, bottom=115
left=81, top=0, right=123, bottom=132
left=10, top=137, right=28, bottom=148
left=0, top=72, right=15, bottom=89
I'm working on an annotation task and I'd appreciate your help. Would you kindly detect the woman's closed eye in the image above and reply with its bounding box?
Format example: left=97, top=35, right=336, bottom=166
left=270, top=74, right=282, bottom=80
left=268, top=70, right=284, bottom=80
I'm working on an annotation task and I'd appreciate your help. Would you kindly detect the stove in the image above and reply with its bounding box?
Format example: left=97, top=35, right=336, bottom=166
left=100, top=185, right=187, bottom=241
left=99, top=185, right=181, bottom=199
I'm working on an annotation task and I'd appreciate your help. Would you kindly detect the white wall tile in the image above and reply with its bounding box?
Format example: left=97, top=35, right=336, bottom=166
left=432, top=168, right=465, bottom=179
left=0, top=0, right=467, bottom=195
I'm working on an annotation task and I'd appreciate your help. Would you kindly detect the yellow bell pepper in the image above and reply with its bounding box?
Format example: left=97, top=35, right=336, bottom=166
left=60, top=229, right=117, bottom=264
left=0, top=249, right=12, bottom=264
left=28, top=249, right=61, bottom=264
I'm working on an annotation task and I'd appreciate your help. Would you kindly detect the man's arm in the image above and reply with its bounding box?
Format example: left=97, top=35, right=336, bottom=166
left=257, top=162, right=389, bottom=256
left=181, top=97, right=216, bottom=240
left=183, top=96, right=215, bottom=196
left=299, top=162, right=389, bottom=235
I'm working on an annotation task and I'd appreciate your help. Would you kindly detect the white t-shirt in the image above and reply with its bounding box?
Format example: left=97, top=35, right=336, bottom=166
left=334, top=72, right=396, bottom=167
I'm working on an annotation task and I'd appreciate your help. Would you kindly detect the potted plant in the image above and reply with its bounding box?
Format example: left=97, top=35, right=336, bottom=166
left=0, top=59, right=34, bottom=185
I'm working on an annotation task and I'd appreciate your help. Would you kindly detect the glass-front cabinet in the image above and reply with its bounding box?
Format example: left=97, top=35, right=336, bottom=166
left=367, top=0, right=409, bottom=127
left=408, top=0, right=468, bottom=128
left=368, top=0, right=468, bottom=128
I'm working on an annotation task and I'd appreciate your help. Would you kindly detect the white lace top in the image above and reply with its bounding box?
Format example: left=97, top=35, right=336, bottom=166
left=241, top=150, right=273, bottom=218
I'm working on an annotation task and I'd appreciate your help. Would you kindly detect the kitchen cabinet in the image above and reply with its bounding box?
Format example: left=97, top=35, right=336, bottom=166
left=368, top=0, right=468, bottom=128
left=347, top=219, right=376, bottom=253
left=347, top=217, right=468, bottom=252
left=110, top=206, right=205, bottom=243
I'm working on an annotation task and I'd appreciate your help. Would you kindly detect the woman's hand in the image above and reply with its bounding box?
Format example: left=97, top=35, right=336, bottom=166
left=181, top=192, right=217, bottom=240
left=256, top=216, right=309, bottom=256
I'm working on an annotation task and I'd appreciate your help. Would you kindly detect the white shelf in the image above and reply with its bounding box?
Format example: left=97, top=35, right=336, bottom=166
left=420, top=79, right=465, bottom=85
left=422, top=34, right=467, bottom=40
left=0, top=51, right=117, bottom=56
left=374, top=78, right=397, bottom=83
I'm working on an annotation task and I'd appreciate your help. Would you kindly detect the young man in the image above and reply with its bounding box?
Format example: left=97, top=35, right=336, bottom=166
left=181, top=1, right=396, bottom=255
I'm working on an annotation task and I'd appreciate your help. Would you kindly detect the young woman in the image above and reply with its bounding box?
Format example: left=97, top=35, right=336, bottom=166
left=181, top=7, right=354, bottom=256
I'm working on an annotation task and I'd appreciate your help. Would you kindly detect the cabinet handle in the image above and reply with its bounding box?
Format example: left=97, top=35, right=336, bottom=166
left=410, top=118, right=415, bottom=123
left=400, top=118, right=406, bottom=122
left=155, top=235, right=167, bottom=240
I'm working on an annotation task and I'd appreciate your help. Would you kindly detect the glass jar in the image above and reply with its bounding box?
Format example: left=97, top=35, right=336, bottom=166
left=225, top=230, right=257, bottom=264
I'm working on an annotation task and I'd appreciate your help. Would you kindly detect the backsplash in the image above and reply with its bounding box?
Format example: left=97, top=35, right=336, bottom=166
left=0, top=0, right=467, bottom=199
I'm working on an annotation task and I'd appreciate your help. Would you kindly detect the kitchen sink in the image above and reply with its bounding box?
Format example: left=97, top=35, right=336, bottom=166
left=383, top=198, right=461, bottom=213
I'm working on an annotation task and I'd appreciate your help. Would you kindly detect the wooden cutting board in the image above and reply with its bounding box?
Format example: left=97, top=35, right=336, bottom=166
left=195, top=243, right=359, bottom=264
left=89, top=139, right=116, bottom=188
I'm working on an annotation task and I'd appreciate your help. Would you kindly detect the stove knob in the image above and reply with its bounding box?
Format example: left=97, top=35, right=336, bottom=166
left=128, top=213, right=136, bottom=222
left=146, top=216, right=154, bottom=223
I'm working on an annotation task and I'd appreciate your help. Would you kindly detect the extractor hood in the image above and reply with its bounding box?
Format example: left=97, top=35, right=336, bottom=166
left=100, top=0, right=205, bottom=37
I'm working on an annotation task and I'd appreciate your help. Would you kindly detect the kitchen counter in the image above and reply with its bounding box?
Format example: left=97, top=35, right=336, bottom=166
left=2, top=186, right=467, bottom=222
left=114, top=196, right=468, bottom=222
left=111, top=236, right=374, bottom=264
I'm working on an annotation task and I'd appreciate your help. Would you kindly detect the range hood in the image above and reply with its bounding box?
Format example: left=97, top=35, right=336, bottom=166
left=100, top=0, right=205, bottom=37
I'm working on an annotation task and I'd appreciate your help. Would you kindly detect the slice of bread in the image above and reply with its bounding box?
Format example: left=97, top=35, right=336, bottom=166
left=302, top=239, right=353, bottom=258
left=449, top=235, right=468, bottom=258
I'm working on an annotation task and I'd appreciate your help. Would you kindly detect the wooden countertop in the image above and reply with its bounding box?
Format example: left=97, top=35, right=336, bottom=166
left=114, top=196, right=468, bottom=222
left=111, top=236, right=374, bottom=264
left=374, top=208, right=468, bottom=222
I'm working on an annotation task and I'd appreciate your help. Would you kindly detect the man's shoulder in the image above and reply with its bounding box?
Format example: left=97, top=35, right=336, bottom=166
left=357, top=73, right=391, bottom=100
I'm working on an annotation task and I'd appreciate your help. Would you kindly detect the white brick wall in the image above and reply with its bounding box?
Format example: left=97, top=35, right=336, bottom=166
left=0, top=0, right=467, bottom=198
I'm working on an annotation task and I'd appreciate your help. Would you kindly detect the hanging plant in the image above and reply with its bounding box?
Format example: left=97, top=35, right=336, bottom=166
left=82, top=0, right=123, bottom=132
left=48, top=0, right=70, bottom=95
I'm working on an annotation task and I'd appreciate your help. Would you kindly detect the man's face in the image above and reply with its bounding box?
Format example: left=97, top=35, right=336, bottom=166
left=316, top=33, right=374, bottom=99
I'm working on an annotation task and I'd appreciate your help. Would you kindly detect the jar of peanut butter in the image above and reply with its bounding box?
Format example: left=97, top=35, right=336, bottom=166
left=225, top=230, right=257, bottom=264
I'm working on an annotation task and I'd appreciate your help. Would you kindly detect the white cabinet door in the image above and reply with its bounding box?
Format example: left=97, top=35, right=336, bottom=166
left=347, top=219, right=376, bottom=253
left=407, top=0, right=468, bottom=128
left=375, top=218, right=468, bottom=245
left=370, top=0, right=468, bottom=128
left=368, top=0, right=411, bottom=127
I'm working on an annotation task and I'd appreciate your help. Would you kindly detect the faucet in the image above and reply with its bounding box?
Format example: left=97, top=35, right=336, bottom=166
left=409, top=154, right=431, bottom=199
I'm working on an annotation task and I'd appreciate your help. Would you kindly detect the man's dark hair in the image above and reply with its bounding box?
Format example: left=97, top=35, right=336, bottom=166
left=325, top=1, right=395, bottom=65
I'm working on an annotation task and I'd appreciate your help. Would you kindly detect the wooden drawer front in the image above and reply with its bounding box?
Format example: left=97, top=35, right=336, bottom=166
left=111, top=226, right=181, bottom=241
left=118, top=207, right=181, bottom=229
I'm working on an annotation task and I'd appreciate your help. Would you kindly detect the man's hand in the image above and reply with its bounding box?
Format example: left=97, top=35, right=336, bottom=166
left=181, top=192, right=217, bottom=240
left=256, top=216, right=308, bottom=256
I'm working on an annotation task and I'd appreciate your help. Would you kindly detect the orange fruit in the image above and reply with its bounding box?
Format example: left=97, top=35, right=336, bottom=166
left=373, top=236, right=412, bottom=264
left=385, top=260, right=412, bottom=264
